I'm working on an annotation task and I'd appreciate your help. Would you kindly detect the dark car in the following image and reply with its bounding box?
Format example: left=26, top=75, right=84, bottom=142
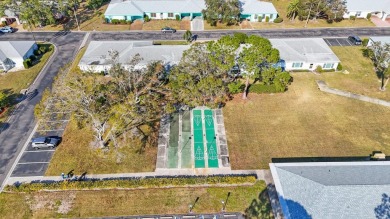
left=161, top=27, right=176, bottom=33
left=348, top=35, right=362, bottom=45
left=32, top=136, right=61, bottom=149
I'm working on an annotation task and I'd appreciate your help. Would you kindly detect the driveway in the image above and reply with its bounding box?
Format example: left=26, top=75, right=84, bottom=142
left=0, top=31, right=85, bottom=186
left=371, top=16, right=390, bottom=27
left=191, top=17, right=204, bottom=31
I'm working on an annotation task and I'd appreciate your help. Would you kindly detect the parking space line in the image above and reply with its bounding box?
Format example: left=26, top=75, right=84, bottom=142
left=324, top=39, right=331, bottom=46
left=17, top=162, right=50, bottom=165
left=335, top=39, right=342, bottom=46
left=24, top=150, right=55, bottom=153
left=346, top=39, right=353, bottom=46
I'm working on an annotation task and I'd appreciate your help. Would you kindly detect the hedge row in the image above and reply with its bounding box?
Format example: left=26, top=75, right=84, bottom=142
left=5, top=175, right=257, bottom=192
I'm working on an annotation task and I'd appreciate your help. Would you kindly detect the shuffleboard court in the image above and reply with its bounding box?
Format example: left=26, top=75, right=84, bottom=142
left=181, top=111, right=192, bottom=168
left=167, top=113, right=179, bottom=168
left=204, top=110, right=218, bottom=168
left=193, top=110, right=205, bottom=168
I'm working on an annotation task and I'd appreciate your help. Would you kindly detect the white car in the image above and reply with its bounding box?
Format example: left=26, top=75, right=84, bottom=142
left=0, top=26, right=14, bottom=33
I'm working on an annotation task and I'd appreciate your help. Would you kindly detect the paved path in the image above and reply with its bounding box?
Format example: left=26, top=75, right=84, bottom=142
left=191, top=17, right=204, bottom=31
left=317, top=80, right=390, bottom=107
left=0, top=32, right=86, bottom=189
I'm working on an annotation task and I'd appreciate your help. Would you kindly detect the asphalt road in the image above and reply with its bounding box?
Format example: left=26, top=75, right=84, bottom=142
left=89, top=27, right=390, bottom=41
left=0, top=31, right=85, bottom=185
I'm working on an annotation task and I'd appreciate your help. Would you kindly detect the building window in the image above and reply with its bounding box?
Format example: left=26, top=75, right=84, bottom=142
left=151, top=13, right=156, bottom=18
left=270, top=14, right=273, bottom=19
left=292, top=62, right=303, bottom=68
left=254, top=14, right=258, bottom=19
left=356, top=11, right=361, bottom=17
left=322, top=63, right=334, bottom=69
left=168, top=13, right=174, bottom=17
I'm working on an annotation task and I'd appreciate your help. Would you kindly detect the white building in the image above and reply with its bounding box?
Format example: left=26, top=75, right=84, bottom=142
left=0, top=41, right=38, bottom=72
left=368, top=36, right=390, bottom=46
left=79, top=41, right=190, bottom=73
left=269, top=38, right=340, bottom=71
left=343, top=0, right=390, bottom=20
left=240, top=0, right=278, bottom=22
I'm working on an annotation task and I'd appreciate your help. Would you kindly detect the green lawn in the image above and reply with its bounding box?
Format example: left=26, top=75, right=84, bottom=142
left=224, top=73, right=390, bottom=170
left=0, top=43, right=54, bottom=122
left=0, top=181, right=272, bottom=218
left=319, top=46, right=390, bottom=101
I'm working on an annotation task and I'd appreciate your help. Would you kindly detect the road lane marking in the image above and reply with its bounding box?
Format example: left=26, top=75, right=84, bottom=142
left=0, top=123, right=39, bottom=192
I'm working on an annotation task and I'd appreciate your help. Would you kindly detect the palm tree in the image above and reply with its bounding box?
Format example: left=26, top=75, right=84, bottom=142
left=287, top=0, right=301, bottom=21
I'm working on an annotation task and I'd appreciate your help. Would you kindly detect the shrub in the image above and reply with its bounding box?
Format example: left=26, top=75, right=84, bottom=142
left=258, top=16, right=262, bottom=22
left=127, top=20, right=132, bottom=24
left=39, top=45, right=47, bottom=54
left=362, top=38, right=369, bottom=46
left=175, top=14, right=180, bottom=21
left=337, top=63, right=342, bottom=71
left=111, top=19, right=119, bottom=24
left=228, top=81, right=244, bottom=94
left=144, top=15, right=150, bottom=22
left=1, top=21, right=6, bottom=26
left=248, top=84, right=282, bottom=93
left=48, top=45, right=54, bottom=51
left=265, top=16, right=270, bottom=22
left=315, top=65, right=323, bottom=73
left=273, top=17, right=283, bottom=23
left=326, top=19, right=333, bottom=24
left=4, top=175, right=258, bottom=192
left=33, top=49, right=41, bottom=56
left=366, top=13, right=372, bottom=20
left=120, top=19, right=127, bottom=24
left=350, top=15, right=356, bottom=20
left=334, top=17, right=343, bottom=22
left=29, top=55, right=36, bottom=61
left=23, top=59, right=31, bottom=68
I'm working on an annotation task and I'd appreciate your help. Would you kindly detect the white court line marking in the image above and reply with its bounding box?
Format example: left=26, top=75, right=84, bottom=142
left=24, top=150, right=55, bottom=153
left=0, top=123, right=39, bottom=192
left=17, top=162, right=50, bottom=165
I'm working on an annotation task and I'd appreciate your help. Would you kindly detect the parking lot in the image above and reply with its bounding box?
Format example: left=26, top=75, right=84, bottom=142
left=11, top=118, right=69, bottom=177
left=323, top=37, right=354, bottom=46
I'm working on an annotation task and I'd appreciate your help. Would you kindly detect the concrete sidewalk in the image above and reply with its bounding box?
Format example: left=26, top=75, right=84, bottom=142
left=317, top=80, right=390, bottom=107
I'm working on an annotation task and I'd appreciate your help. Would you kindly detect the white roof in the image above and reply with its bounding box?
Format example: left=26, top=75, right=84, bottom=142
left=241, top=0, right=277, bottom=14
left=346, top=0, right=390, bottom=12
left=80, top=41, right=190, bottom=67
left=270, top=161, right=390, bottom=219
left=370, top=36, right=390, bottom=45
left=105, top=0, right=206, bottom=15
left=0, top=41, right=36, bottom=61
left=269, top=38, right=340, bottom=63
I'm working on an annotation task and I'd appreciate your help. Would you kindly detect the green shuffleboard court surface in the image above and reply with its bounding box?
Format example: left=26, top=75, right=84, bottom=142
left=167, top=113, right=179, bottom=168
left=193, top=110, right=205, bottom=168
left=181, top=111, right=192, bottom=168
left=204, top=110, right=218, bottom=168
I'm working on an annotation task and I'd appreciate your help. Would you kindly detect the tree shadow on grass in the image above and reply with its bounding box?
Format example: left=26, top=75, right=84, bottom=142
left=244, top=187, right=273, bottom=219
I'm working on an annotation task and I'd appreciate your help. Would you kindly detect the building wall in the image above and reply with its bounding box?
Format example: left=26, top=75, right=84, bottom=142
left=343, top=11, right=371, bottom=19
left=285, top=61, right=339, bottom=71
left=144, top=12, right=182, bottom=19
left=247, top=13, right=277, bottom=22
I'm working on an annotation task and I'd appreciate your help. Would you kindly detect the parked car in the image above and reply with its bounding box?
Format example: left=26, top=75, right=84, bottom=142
left=0, top=26, right=15, bottom=33
left=161, top=27, right=176, bottom=33
left=31, top=136, right=61, bottom=149
left=348, top=35, right=362, bottom=45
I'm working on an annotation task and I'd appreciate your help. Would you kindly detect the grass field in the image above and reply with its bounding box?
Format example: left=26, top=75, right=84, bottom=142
left=204, top=22, right=241, bottom=30
left=143, top=20, right=182, bottom=30
left=257, top=0, right=375, bottom=29
left=45, top=117, right=157, bottom=176
left=319, top=46, right=390, bottom=101
left=224, top=73, right=390, bottom=170
left=0, top=43, right=54, bottom=122
left=0, top=181, right=271, bottom=218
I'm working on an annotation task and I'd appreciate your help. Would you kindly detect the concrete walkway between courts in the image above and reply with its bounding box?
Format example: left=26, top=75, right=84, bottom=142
left=6, top=169, right=267, bottom=185
left=316, top=80, right=390, bottom=107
